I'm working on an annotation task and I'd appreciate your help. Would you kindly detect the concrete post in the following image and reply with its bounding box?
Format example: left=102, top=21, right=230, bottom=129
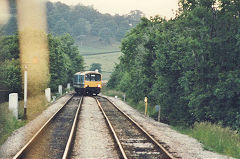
left=9, top=93, right=18, bottom=119
left=52, top=96, right=56, bottom=102
left=58, top=85, right=62, bottom=96
left=45, top=88, right=51, bottom=102
left=67, top=83, right=70, bottom=89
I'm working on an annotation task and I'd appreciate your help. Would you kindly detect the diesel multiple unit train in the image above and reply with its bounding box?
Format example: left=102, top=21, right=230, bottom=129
left=73, top=71, right=102, bottom=95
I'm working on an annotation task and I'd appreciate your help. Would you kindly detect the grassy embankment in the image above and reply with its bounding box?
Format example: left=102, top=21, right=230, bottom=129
left=175, top=123, right=240, bottom=159
left=0, top=95, right=48, bottom=145
left=102, top=87, right=240, bottom=159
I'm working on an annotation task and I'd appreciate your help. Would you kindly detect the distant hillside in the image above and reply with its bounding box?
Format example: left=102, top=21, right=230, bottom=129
left=2, top=1, right=143, bottom=48
left=1, top=1, right=143, bottom=80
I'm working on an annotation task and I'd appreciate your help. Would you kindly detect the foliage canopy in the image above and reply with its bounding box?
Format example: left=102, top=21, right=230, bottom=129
left=108, top=0, right=240, bottom=131
left=0, top=33, right=84, bottom=96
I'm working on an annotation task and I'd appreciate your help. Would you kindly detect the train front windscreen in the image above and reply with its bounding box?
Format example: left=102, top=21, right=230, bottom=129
left=85, top=74, right=101, bottom=81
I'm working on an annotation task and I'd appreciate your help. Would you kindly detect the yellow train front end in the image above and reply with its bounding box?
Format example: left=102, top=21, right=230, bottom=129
left=73, top=71, right=102, bottom=95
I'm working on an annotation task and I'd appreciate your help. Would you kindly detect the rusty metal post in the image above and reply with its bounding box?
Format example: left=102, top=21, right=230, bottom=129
left=144, top=97, right=148, bottom=116
left=158, top=105, right=161, bottom=122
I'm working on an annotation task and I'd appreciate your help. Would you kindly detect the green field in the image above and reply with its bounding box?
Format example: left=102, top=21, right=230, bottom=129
left=78, top=41, right=122, bottom=80
left=83, top=52, right=121, bottom=80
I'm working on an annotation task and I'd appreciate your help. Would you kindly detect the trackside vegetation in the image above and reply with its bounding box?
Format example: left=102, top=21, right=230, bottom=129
left=0, top=102, right=25, bottom=145
left=108, top=0, right=240, bottom=157
left=174, top=122, right=240, bottom=158
left=0, top=33, right=84, bottom=94
left=108, top=0, right=240, bottom=131
left=0, top=33, right=84, bottom=144
left=103, top=87, right=240, bottom=158
left=0, top=95, right=49, bottom=145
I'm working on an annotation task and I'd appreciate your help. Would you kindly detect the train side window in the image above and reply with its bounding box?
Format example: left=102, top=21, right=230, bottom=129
left=80, top=75, right=84, bottom=83
left=74, top=75, right=78, bottom=83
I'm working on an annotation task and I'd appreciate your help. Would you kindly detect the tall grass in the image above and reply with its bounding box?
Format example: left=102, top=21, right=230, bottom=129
left=0, top=94, right=48, bottom=145
left=174, top=122, right=240, bottom=159
left=19, top=94, right=48, bottom=121
left=0, top=102, right=25, bottom=145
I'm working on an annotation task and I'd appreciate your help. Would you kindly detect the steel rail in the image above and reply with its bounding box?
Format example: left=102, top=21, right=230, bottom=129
left=62, top=96, right=83, bottom=159
left=13, top=94, right=75, bottom=159
left=95, top=97, right=128, bottom=159
left=98, top=95, right=176, bottom=159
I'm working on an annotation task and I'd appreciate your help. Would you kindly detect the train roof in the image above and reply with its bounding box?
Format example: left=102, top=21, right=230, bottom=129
left=74, top=71, right=101, bottom=75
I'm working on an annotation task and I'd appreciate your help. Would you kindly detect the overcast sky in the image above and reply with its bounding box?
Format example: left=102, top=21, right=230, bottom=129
left=48, top=0, right=179, bottom=19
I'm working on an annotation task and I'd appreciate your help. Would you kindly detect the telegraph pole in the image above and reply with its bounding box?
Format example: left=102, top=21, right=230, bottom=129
left=23, top=65, right=27, bottom=119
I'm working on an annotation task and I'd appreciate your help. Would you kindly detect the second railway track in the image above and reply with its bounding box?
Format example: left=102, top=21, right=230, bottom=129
left=96, top=96, right=175, bottom=159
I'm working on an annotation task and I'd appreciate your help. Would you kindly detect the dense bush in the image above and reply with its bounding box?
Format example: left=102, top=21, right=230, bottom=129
left=108, top=0, right=240, bottom=130
left=48, top=34, right=84, bottom=91
left=0, top=59, right=22, bottom=94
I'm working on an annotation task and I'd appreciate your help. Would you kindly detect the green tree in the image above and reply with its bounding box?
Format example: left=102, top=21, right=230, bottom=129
left=0, top=34, right=19, bottom=61
left=89, top=63, right=102, bottom=73
left=0, top=59, right=21, bottom=93
left=98, top=27, right=112, bottom=44
left=48, top=34, right=84, bottom=91
left=53, top=18, right=71, bottom=35
left=109, top=0, right=240, bottom=130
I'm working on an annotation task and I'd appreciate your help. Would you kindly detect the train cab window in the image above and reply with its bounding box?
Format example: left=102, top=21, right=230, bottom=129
left=85, top=74, right=101, bottom=81
left=90, top=74, right=95, bottom=81
left=95, top=74, right=101, bottom=81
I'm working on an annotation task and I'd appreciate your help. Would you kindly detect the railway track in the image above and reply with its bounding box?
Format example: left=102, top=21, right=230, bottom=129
left=13, top=95, right=175, bottom=159
left=96, top=96, right=175, bottom=159
left=13, top=94, right=83, bottom=159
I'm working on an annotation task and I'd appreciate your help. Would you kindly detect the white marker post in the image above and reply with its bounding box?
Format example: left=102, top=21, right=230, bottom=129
left=67, top=83, right=70, bottom=89
left=23, top=65, right=27, bottom=119
left=9, top=93, right=18, bottom=119
left=155, top=105, right=161, bottom=122
left=58, top=85, right=62, bottom=96
left=45, top=88, right=51, bottom=102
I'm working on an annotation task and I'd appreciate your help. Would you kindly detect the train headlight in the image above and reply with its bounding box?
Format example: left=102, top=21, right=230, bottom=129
left=97, top=84, right=101, bottom=88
